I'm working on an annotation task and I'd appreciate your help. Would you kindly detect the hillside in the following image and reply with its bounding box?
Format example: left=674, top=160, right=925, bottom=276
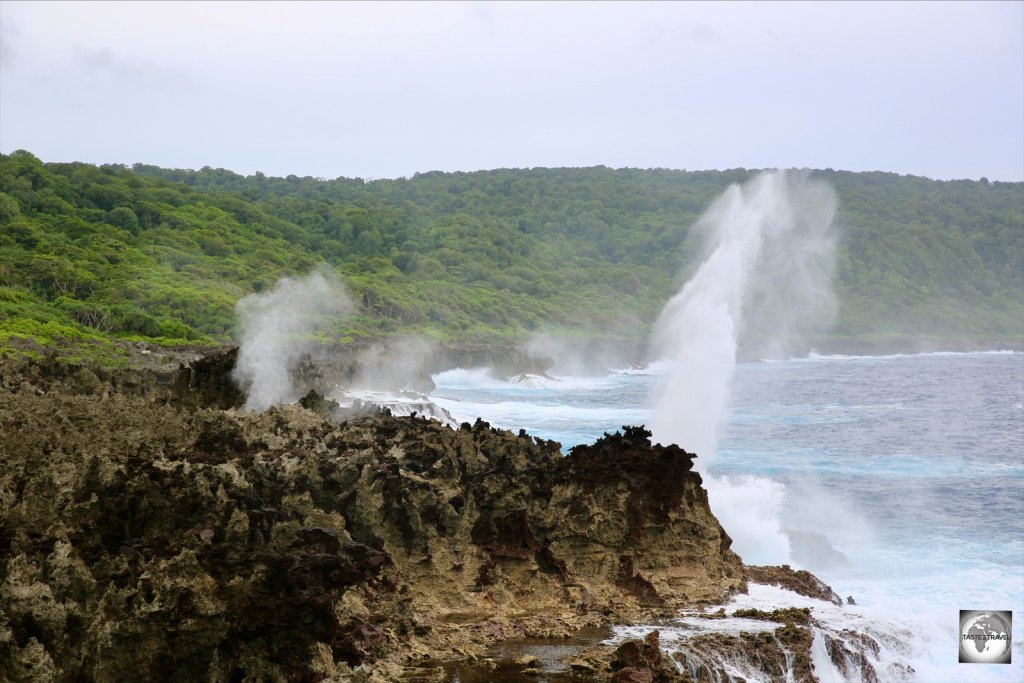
left=1, top=150, right=1021, bottom=362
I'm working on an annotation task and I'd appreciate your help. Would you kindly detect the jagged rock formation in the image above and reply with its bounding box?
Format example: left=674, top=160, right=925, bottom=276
left=552, top=428, right=744, bottom=611
left=0, top=354, right=743, bottom=681
left=745, top=565, right=843, bottom=605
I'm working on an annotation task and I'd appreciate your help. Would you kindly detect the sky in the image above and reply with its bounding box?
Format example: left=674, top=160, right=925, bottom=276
left=1, top=1, right=1022, bottom=182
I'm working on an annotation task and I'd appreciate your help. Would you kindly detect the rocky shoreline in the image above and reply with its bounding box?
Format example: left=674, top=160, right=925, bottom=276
left=2, top=350, right=875, bottom=681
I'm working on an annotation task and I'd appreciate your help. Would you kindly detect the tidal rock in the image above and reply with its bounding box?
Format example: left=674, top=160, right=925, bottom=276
left=670, top=623, right=815, bottom=682
left=611, top=630, right=662, bottom=670
left=823, top=629, right=884, bottom=683
left=744, top=564, right=843, bottom=605
left=609, top=631, right=683, bottom=683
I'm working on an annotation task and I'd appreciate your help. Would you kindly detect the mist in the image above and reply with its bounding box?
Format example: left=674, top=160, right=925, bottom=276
left=350, top=336, right=438, bottom=393
left=232, top=268, right=354, bottom=411
left=525, top=332, right=646, bottom=377
left=649, top=170, right=840, bottom=566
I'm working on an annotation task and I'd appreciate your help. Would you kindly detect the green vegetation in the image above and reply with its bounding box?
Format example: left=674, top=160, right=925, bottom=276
left=2, top=149, right=1021, bottom=361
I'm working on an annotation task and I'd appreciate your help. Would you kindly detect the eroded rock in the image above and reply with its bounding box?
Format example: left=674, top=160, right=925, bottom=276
left=744, top=564, right=843, bottom=605
left=0, top=355, right=745, bottom=681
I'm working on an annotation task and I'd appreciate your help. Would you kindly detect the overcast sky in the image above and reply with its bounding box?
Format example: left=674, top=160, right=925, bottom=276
left=1, top=1, right=1021, bottom=181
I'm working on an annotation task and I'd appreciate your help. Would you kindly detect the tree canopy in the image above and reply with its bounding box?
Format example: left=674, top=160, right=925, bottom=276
left=2, top=150, right=1021, bottom=362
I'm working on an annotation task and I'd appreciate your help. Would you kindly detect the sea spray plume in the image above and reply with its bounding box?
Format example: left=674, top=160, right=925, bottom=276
left=739, top=174, right=838, bottom=360
left=780, top=478, right=872, bottom=570
left=649, top=170, right=839, bottom=565
left=232, top=269, right=354, bottom=411
left=651, top=170, right=838, bottom=460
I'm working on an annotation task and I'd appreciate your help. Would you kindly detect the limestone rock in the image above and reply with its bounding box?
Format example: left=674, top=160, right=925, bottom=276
left=0, top=353, right=779, bottom=681
left=745, top=564, right=843, bottom=605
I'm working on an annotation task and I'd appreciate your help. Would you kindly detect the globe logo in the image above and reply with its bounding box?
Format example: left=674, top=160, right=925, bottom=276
left=959, top=610, right=1012, bottom=664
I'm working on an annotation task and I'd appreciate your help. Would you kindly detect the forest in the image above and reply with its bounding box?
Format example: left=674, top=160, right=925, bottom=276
left=1, top=149, right=1021, bottom=362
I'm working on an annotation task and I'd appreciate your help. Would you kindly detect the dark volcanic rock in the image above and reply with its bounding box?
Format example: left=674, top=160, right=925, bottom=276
left=170, top=346, right=245, bottom=409
left=0, top=354, right=743, bottom=681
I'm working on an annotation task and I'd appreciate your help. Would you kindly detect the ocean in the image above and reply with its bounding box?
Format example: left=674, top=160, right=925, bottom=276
left=429, top=350, right=1024, bottom=682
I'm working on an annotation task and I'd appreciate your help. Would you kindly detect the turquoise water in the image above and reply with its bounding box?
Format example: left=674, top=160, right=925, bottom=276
left=431, top=351, right=1024, bottom=681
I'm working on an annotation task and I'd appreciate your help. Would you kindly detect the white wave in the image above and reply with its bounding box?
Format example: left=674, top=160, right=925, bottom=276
left=804, top=349, right=1021, bottom=362
left=429, top=395, right=644, bottom=433
left=612, top=359, right=673, bottom=377
left=330, top=389, right=459, bottom=427
left=431, top=367, right=507, bottom=389
left=433, top=366, right=631, bottom=393
left=614, top=616, right=782, bottom=643
left=508, top=372, right=561, bottom=389
left=608, top=583, right=1024, bottom=683
left=813, top=566, right=1024, bottom=682
left=705, top=474, right=792, bottom=566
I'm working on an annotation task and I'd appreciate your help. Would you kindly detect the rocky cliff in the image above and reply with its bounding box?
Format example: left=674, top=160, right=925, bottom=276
left=0, top=353, right=744, bottom=681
